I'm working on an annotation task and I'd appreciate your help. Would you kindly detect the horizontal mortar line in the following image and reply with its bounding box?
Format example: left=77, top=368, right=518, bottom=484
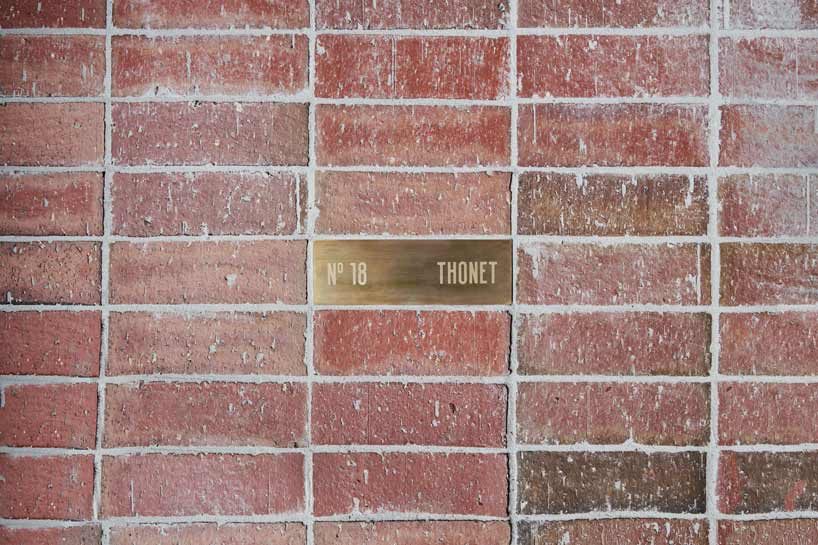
left=516, top=444, right=708, bottom=453
left=517, top=304, right=818, bottom=314
left=313, top=513, right=507, bottom=522
left=720, top=512, right=818, bottom=520
left=0, top=445, right=512, bottom=456
left=516, top=512, right=708, bottom=521
left=0, top=28, right=310, bottom=36
left=722, top=443, right=818, bottom=452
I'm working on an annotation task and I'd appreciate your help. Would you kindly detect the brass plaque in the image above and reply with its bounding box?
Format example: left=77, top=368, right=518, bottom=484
left=314, top=240, right=512, bottom=305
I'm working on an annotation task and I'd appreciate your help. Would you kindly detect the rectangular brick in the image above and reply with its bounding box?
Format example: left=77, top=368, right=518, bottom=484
left=0, top=455, right=94, bottom=520
left=0, top=311, right=101, bottom=376
left=719, top=174, right=814, bottom=237
left=518, top=35, right=709, bottom=97
left=721, top=243, right=818, bottom=305
left=1, top=173, right=103, bottom=236
left=517, top=382, right=710, bottom=446
left=720, top=383, right=818, bottom=445
left=313, top=452, right=507, bottom=516
left=518, top=451, right=707, bottom=514
left=112, top=172, right=298, bottom=236
left=316, top=36, right=509, bottom=99
left=720, top=38, right=818, bottom=99
left=313, top=383, right=506, bottom=447
left=112, top=36, right=308, bottom=97
left=0, top=0, right=105, bottom=28
left=0, top=527, right=101, bottom=545
left=316, top=105, right=510, bottom=167
left=0, top=384, right=97, bottom=448
left=315, top=171, right=510, bottom=235
left=720, top=105, right=818, bottom=167
left=109, top=241, right=306, bottom=304
left=518, top=312, right=711, bottom=376
left=109, top=524, right=304, bottom=545
left=107, top=312, right=305, bottom=376
left=0, top=103, right=103, bottom=166
left=720, top=312, right=818, bottom=375
left=519, top=104, right=709, bottom=167
left=518, top=173, right=708, bottom=236
left=520, top=520, right=708, bottom=545
left=314, top=311, right=510, bottom=376
left=314, top=522, right=511, bottom=545
left=719, top=452, right=818, bottom=513
left=316, top=0, right=509, bottom=29
left=0, top=36, right=104, bottom=96
left=719, top=521, right=818, bottom=545
left=519, top=0, right=708, bottom=27
left=101, top=454, right=304, bottom=517
left=0, top=242, right=101, bottom=304
left=729, top=0, right=818, bottom=29
left=104, top=382, right=306, bottom=447
left=114, top=0, right=309, bottom=29
left=111, top=102, right=308, bottom=166
left=518, top=242, right=710, bottom=305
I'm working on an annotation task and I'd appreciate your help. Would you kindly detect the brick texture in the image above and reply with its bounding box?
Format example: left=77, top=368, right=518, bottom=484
left=520, top=520, right=708, bottom=545
left=109, top=525, right=304, bottom=545
left=720, top=383, right=818, bottom=444
left=719, top=174, right=815, bottom=236
left=719, top=521, right=818, bottom=545
left=721, top=243, right=818, bottom=305
left=314, top=522, right=510, bottom=545
left=0, top=527, right=101, bottom=545
left=0, top=0, right=106, bottom=28
left=719, top=452, right=818, bottom=513
left=114, top=0, right=309, bottom=29
left=720, top=105, right=818, bottom=167
left=0, top=455, right=94, bottom=520
left=315, top=0, right=509, bottom=29
left=729, top=0, right=818, bottom=28
left=720, top=38, right=818, bottom=99
left=518, top=0, right=708, bottom=27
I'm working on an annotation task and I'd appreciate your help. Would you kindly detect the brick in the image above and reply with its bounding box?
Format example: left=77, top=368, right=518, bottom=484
left=720, top=312, right=818, bottom=375
left=316, top=36, right=509, bottom=99
left=729, top=0, right=818, bottom=29
left=112, top=36, right=308, bottom=97
left=0, top=0, right=105, bottom=28
left=107, top=312, right=305, bottom=376
left=109, top=241, right=306, bottom=304
left=0, top=527, right=101, bottom=545
left=721, top=243, right=818, bottom=305
left=518, top=312, right=712, bottom=376
left=518, top=35, right=709, bottom=97
left=520, top=520, right=708, bottom=545
left=720, top=383, right=818, bottom=444
left=517, top=382, right=710, bottom=446
left=316, top=105, right=510, bottom=167
left=519, top=0, right=708, bottom=27
left=313, top=452, right=507, bottom=516
left=0, top=384, right=97, bottom=448
left=0, top=173, right=103, bottom=236
left=314, top=311, right=510, bottom=376
left=104, top=382, right=307, bottom=447
left=316, top=0, right=509, bottom=29
left=719, top=174, right=814, bottom=237
left=0, top=36, right=104, bottom=96
left=0, top=103, right=103, bottom=166
left=719, top=452, right=818, bottom=513
left=109, top=524, right=305, bottom=545
left=720, top=105, right=818, bottom=167
left=719, top=521, right=818, bottom=545
left=0, top=455, right=94, bottom=520
left=114, top=0, right=309, bottom=29
left=0, top=242, right=101, bottom=304
left=112, top=172, right=298, bottom=236
left=518, top=242, right=711, bottom=305
left=101, top=454, right=304, bottom=517
left=519, top=104, right=709, bottom=167
left=720, top=38, right=818, bottom=99
left=314, top=522, right=511, bottom=545
left=518, top=451, right=707, bottom=514
left=313, top=383, right=506, bottom=447
left=0, top=311, right=101, bottom=376
left=518, top=173, right=708, bottom=236
left=111, top=102, right=308, bottom=166
left=315, top=171, right=510, bottom=235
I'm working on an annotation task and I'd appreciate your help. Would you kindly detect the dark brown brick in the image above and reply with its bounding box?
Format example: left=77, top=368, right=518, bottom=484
left=719, top=520, right=818, bottom=545
left=520, top=520, right=708, bottom=545
left=719, top=452, right=818, bottom=513
left=721, top=243, right=818, bottom=305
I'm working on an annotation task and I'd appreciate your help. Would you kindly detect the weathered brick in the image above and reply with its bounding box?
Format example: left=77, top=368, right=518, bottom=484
left=518, top=35, right=709, bottom=97
left=518, top=451, right=707, bottom=514
left=0, top=0, right=105, bottom=28
left=0, top=311, right=101, bottom=376
left=0, top=455, right=94, bottom=520
left=720, top=383, right=818, bottom=444
left=518, top=173, right=708, bottom=236
left=0, top=36, right=104, bottom=96
left=520, top=520, right=708, bottom=545
left=313, top=383, right=506, bottom=446
left=112, top=172, right=298, bottom=236
left=109, top=524, right=305, bottom=545
left=519, top=0, right=708, bottom=27
left=0, top=526, right=101, bottom=545
left=721, top=243, right=818, bottom=305
left=719, top=174, right=814, bottom=237
left=316, top=36, right=509, bottom=99
left=720, top=38, right=818, bottom=99
left=0, top=242, right=101, bottom=304
left=729, top=0, right=818, bottom=29
left=112, top=36, right=308, bottom=97
left=720, top=312, right=818, bottom=375
left=316, top=105, right=510, bottom=167
left=315, top=171, right=510, bottom=235
left=313, top=452, right=507, bottom=516
left=719, top=452, right=818, bottom=513
left=107, top=312, right=305, bottom=376
left=314, top=522, right=511, bottom=545
left=519, top=104, right=709, bottom=167
left=518, top=312, right=711, bottom=376
left=104, top=382, right=307, bottom=447
left=720, top=105, right=818, bottom=167
left=0, top=384, right=97, bottom=448
left=114, top=0, right=309, bottom=29
left=316, top=0, right=509, bottom=29
left=0, top=103, right=103, bottom=166
left=101, top=454, right=304, bottom=517
left=111, top=102, right=308, bottom=166
left=719, top=521, right=818, bottom=545
left=518, top=242, right=711, bottom=305
left=0, top=173, right=103, bottom=236
left=313, top=311, right=510, bottom=376
left=109, top=241, right=306, bottom=304
left=517, top=382, right=710, bottom=446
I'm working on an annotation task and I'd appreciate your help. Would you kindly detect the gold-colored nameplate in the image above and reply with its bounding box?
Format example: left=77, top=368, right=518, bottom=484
left=314, top=240, right=512, bottom=305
